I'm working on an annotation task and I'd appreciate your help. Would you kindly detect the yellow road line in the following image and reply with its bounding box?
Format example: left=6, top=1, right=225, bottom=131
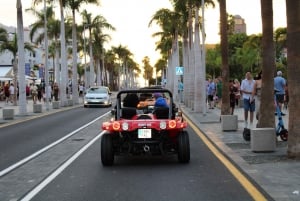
left=184, top=114, right=268, bottom=201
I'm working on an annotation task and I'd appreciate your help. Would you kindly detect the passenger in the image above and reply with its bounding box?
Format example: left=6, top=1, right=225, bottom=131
left=153, top=93, right=169, bottom=108
left=123, top=93, right=139, bottom=108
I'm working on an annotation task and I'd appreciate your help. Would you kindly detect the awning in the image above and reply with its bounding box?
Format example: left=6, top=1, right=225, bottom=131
left=0, top=67, right=13, bottom=79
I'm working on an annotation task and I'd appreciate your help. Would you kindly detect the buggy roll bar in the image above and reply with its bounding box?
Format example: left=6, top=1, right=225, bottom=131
left=115, top=89, right=174, bottom=120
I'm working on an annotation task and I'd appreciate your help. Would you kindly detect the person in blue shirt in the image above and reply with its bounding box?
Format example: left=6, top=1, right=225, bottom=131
left=154, top=93, right=169, bottom=108
left=178, top=80, right=184, bottom=103
left=274, top=71, right=286, bottom=114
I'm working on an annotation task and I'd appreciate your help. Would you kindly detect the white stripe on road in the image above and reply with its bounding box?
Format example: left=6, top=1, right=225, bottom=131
left=20, top=130, right=105, bottom=201
left=0, top=112, right=110, bottom=177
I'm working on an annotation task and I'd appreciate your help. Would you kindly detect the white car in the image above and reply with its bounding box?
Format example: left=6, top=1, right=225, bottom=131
left=84, top=86, right=112, bottom=108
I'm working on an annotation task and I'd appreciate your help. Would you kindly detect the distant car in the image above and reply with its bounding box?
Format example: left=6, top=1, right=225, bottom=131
left=84, top=86, right=112, bottom=108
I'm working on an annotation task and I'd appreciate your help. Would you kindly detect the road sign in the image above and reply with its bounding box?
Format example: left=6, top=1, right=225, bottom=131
left=176, top=66, right=184, bottom=75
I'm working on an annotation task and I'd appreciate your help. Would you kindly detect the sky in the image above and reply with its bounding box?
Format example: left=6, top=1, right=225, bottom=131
left=1, top=0, right=287, bottom=66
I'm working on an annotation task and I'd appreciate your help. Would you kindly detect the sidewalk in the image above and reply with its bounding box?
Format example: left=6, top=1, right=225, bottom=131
left=181, top=104, right=300, bottom=201
left=0, top=98, right=83, bottom=126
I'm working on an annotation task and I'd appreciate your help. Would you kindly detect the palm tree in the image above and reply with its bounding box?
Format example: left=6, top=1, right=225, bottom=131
left=66, top=0, right=99, bottom=104
left=219, top=0, right=230, bottom=115
left=32, top=0, right=68, bottom=106
left=149, top=8, right=180, bottom=97
left=112, top=45, right=132, bottom=90
left=0, top=31, right=35, bottom=106
left=17, top=0, right=27, bottom=115
left=257, top=0, right=275, bottom=128
left=286, top=0, right=300, bottom=158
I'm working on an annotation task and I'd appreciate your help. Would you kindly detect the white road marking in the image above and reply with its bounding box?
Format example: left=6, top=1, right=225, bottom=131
left=0, top=112, right=110, bottom=177
left=20, top=130, right=105, bottom=201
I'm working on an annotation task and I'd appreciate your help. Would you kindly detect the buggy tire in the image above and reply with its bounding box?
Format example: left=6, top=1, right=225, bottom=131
left=178, top=131, right=190, bottom=163
left=279, top=129, right=288, bottom=141
left=243, top=128, right=251, bottom=141
left=101, top=133, right=114, bottom=166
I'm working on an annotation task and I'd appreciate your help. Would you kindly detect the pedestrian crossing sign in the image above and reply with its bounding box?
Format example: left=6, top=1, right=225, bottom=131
left=176, top=66, right=184, bottom=75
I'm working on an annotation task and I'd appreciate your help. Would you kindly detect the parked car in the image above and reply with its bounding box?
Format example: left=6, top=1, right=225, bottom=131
left=100, top=88, right=190, bottom=166
left=84, top=86, right=112, bottom=107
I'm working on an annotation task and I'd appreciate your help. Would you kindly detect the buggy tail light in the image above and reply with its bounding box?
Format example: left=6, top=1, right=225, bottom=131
left=169, top=120, right=176, bottom=129
left=112, top=122, right=121, bottom=131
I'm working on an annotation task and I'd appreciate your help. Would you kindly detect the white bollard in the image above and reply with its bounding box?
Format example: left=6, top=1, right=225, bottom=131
left=221, top=115, right=238, bottom=131
left=251, top=128, right=276, bottom=152
left=3, top=109, right=14, bottom=120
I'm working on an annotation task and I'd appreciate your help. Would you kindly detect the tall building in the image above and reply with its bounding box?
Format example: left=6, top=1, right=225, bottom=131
left=234, top=15, right=246, bottom=34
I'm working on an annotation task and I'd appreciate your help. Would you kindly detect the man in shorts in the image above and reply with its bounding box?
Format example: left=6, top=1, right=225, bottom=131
left=274, top=71, right=286, bottom=115
left=240, top=72, right=257, bottom=129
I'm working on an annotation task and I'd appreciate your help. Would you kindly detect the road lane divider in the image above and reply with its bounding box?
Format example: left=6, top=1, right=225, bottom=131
left=184, top=114, right=268, bottom=201
left=0, top=112, right=110, bottom=178
left=20, top=131, right=105, bottom=201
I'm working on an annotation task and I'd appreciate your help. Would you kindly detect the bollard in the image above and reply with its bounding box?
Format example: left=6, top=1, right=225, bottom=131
left=33, top=104, right=42, bottom=113
left=52, top=101, right=60, bottom=109
left=221, top=115, right=238, bottom=131
left=3, top=109, right=14, bottom=120
left=251, top=128, right=276, bottom=152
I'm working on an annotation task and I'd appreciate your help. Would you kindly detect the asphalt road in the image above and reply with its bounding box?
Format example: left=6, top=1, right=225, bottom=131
left=0, top=105, right=261, bottom=201
left=0, top=106, right=111, bottom=171
left=31, top=126, right=254, bottom=201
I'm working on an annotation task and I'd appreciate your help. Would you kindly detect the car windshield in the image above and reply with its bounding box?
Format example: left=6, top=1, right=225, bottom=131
left=87, top=87, right=108, bottom=94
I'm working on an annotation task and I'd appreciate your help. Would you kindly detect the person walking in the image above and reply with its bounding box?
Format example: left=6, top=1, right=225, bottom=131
left=4, top=83, right=10, bottom=104
left=274, top=71, right=286, bottom=115
left=207, top=78, right=216, bottom=109
left=53, top=82, right=59, bottom=101
left=8, top=83, right=15, bottom=103
left=178, top=79, right=184, bottom=103
left=240, top=72, right=257, bottom=129
left=30, top=83, right=38, bottom=104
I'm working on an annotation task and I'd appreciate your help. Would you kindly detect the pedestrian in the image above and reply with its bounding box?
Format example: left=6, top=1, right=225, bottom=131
left=9, top=83, right=15, bottom=103
left=240, top=72, right=257, bottom=129
left=79, top=83, right=84, bottom=97
left=207, top=78, right=216, bottom=109
left=178, top=79, right=184, bottom=103
left=216, top=77, right=222, bottom=108
left=254, top=71, right=262, bottom=120
left=37, top=84, right=43, bottom=102
left=233, top=79, right=241, bottom=106
left=229, top=80, right=237, bottom=115
left=53, top=82, right=59, bottom=101
left=274, top=71, right=286, bottom=115
left=4, top=83, right=10, bottom=104
left=30, top=83, right=38, bottom=104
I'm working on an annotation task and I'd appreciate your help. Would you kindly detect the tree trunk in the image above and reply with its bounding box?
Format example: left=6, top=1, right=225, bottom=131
left=88, top=31, right=94, bottom=87
left=286, top=0, right=300, bottom=158
left=257, top=0, right=275, bottom=128
left=71, top=10, right=79, bottom=104
left=194, top=5, right=204, bottom=112
left=17, top=0, right=26, bottom=115
left=219, top=0, right=230, bottom=115
left=59, top=0, right=67, bottom=106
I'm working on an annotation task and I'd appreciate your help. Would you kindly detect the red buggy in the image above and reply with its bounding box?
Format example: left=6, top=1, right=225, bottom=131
left=101, top=89, right=190, bottom=166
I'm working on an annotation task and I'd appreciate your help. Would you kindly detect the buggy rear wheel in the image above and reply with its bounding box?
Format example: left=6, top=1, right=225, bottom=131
left=101, top=133, right=114, bottom=166
left=279, top=129, right=288, bottom=141
left=177, top=131, right=190, bottom=163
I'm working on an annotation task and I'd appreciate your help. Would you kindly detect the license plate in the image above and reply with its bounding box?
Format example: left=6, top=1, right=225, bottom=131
left=138, top=129, right=152, bottom=138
